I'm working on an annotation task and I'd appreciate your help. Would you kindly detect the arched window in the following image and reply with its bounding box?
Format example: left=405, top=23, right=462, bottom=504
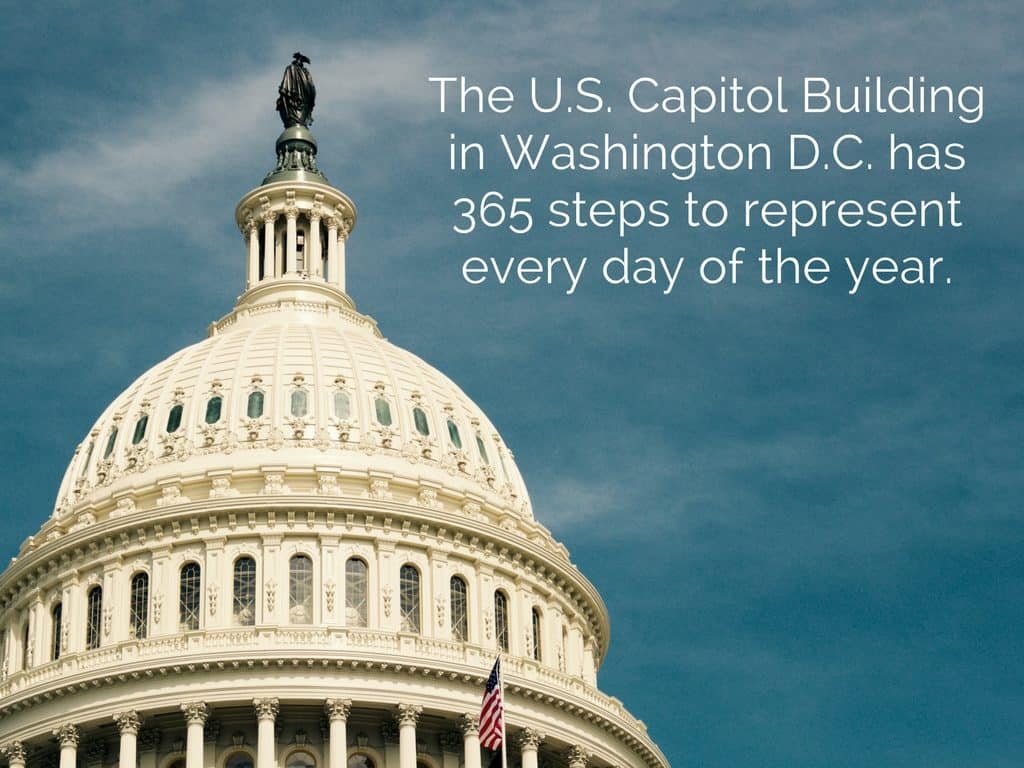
left=447, top=419, right=462, bottom=449
left=166, top=404, right=183, bottom=433
left=79, top=439, right=95, bottom=477
left=399, top=565, right=420, bottom=633
left=374, top=397, right=392, bottom=426
left=334, top=391, right=351, bottom=420
left=289, top=555, right=313, bottom=624
left=494, top=590, right=510, bottom=652
left=179, top=562, right=201, bottom=630
left=345, top=557, right=368, bottom=627
left=204, top=396, right=222, bottom=424
left=86, top=586, right=102, bottom=649
left=131, top=414, right=149, bottom=445
left=560, top=624, right=568, bottom=672
left=130, top=572, right=149, bottom=639
left=412, top=407, right=430, bottom=436
left=290, top=390, right=309, bottom=418
left=531, top=607, right=543, bottom=662
left=347, top=756, right=375, bottom=768
left=286, top=751, right=315, bottom=768
left=247, top=391, right=264, bottom=419
left=233, top=557, right=256, bottom=625
left=450, top=576, right=468, bottom=642
left=103, top=427, right=118, bottom=459
left=51, top=602, right=62, bottom=661
left=224, top=752, right=254, bottom=768
left=476, top=434, right=490, bottom=465
left=296, top=227, right=307, bottom=272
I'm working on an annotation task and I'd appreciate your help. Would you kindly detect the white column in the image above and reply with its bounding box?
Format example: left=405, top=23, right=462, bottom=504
left=254, top=698, right=279, bottom=768
left=2, top=741, right=26, bottom=768
left=263, top=215, right=276, bottom=279
left=115, top=711, right=142, bottom=768
left=517, top=730, right=544, bottom=768
left=309, top=216, right=322, bottom=278
left=54, top=725, right=80, bottom=768
left=181, top=702, right=209, bottom=768
left=326, top=220, right=338, bottom=288
left=458, top=715, right=481, bottom=768
left=248, top=223, right=260, bottom=287
left=336, top=221, right=348, bottom=293
left=567, top=745, right=588, bottom=768
left=325, top=699, right=351, bottom=768
left=397, top=704, right=422, bottom=768
left=285, top=210, right=298, bottom=275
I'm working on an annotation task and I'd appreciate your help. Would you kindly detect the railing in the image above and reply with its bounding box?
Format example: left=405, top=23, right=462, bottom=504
left=0, top=627, right=643, bottom=735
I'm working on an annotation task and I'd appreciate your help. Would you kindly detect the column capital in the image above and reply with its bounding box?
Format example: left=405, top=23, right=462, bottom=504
left=566, top=746, right=588, bottom=768
left=458, top=714, right=480, bottom=737
left=253, top=698, right=280, bottom=721
left=324, top=699, right=352, bottom=722
left=2, top=741, right=27, bottom=763
left=114, top=711, right=142, bottom=736
left=53, top=725, right=81, bottom=748
left=181, top=702, right=210, bottom=726
left=516, top=729, right=545, bottom=750
left=396, top=704, right=422, bottom=727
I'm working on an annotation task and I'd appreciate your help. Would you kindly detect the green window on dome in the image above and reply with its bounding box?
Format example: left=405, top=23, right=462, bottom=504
left=204, top=396, right=222, bottom=424
left=131, top=415, right=148, bottom=445
left=247, top=391, right=264, bottom=419
left=290, top=390, right=308, bottom=418
left=412, top=407, right=429, bottom=436
left=103, top=428, right=118, bottom=459
left=166, top=404, right=183, bottom=433
left=374, top=397, right=392, bottom=426
left=447, top=419, right=462, bottom=449
left=334, top=391, right=351, bottom=420
left=79, top=440, right=94, bottom=477
left=476, top=434, right=490, bottom=465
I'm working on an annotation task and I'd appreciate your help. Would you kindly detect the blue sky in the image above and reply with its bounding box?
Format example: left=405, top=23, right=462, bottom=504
left=1, top=2, right=1022, bottom=767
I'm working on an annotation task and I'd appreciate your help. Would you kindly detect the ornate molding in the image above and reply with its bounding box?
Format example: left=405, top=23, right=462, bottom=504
left=324, top=698, right=352, bottom=721
left=114, top=710, right=142, bottom=735
left=254, top=698, right=280, bottom=721
left=181, top=702, right=210, bottom=726
left=53, top=725, right=80, bottom=748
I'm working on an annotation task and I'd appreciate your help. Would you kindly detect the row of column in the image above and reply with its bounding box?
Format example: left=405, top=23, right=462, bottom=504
left=246, top=210, right=349, bottom=291
left=1, top=704, right=582, bottom=768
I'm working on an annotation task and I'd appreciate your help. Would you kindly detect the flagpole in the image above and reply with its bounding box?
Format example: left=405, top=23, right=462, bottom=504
left=499, top=653, right=508, bottom=768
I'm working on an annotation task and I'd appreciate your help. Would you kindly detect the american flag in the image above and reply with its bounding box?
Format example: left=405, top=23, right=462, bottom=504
left=479, top=657, right=504, bottom=750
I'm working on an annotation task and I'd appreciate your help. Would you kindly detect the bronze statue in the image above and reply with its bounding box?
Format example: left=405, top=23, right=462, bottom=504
left=276, top=52, right=316, bottom=128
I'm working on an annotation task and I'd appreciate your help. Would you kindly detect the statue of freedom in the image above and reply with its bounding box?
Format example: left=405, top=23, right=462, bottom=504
left=276, top=52, right=316, bottom=128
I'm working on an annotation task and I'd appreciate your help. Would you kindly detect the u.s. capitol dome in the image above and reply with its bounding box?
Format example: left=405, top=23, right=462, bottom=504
left=0, top=57, right=668, bottom=768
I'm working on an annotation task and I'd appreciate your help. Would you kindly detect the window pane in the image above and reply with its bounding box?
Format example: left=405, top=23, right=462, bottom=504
left=334, top=391, right=350, bottom=420
left=233, top=557, right=256, bottom=625
left=289, top=555, right=313, bottom=624
left=130, top=573, right=149, bottom=640
left=247, top=391, right=264, bottom=419
left=531, top=607, right=542, bottom=661
left=51, top=603, right=62, bottom=660
left=494, top=591, right=509, bottom=652
left=413, top=407, right=429, bottom=436
left=131, top=415, right=148, bottom=445
left=103, top=428, right=118, bottom=459
left=226, top=753, right=254, bottom=768
left=399, top=565, right=420, bottom=633
left=290, top=390, right=308, bottom=418
left=447, top=419, right=462, bottom=449
left=21, top=622, right=29, bottom=670
left=179, top=563, right=201, bottom=630
left=450, top=576, right=468, bottom=642
left=476, top=434, right=490, bottom=465
left=166, top=404, right=183, bottom=433
left=345, top=558, right=368, bottom=628
left=86, top=587, right=103, bottom=649
left=205, top=397, right=222, bottom=424
left=374, top=397, right=392, bottom=426
left=79, top=439, right=95, bottom=477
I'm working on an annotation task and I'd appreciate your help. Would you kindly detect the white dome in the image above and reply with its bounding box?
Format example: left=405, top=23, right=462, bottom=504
left=55, top=284, right=532, bottom=522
